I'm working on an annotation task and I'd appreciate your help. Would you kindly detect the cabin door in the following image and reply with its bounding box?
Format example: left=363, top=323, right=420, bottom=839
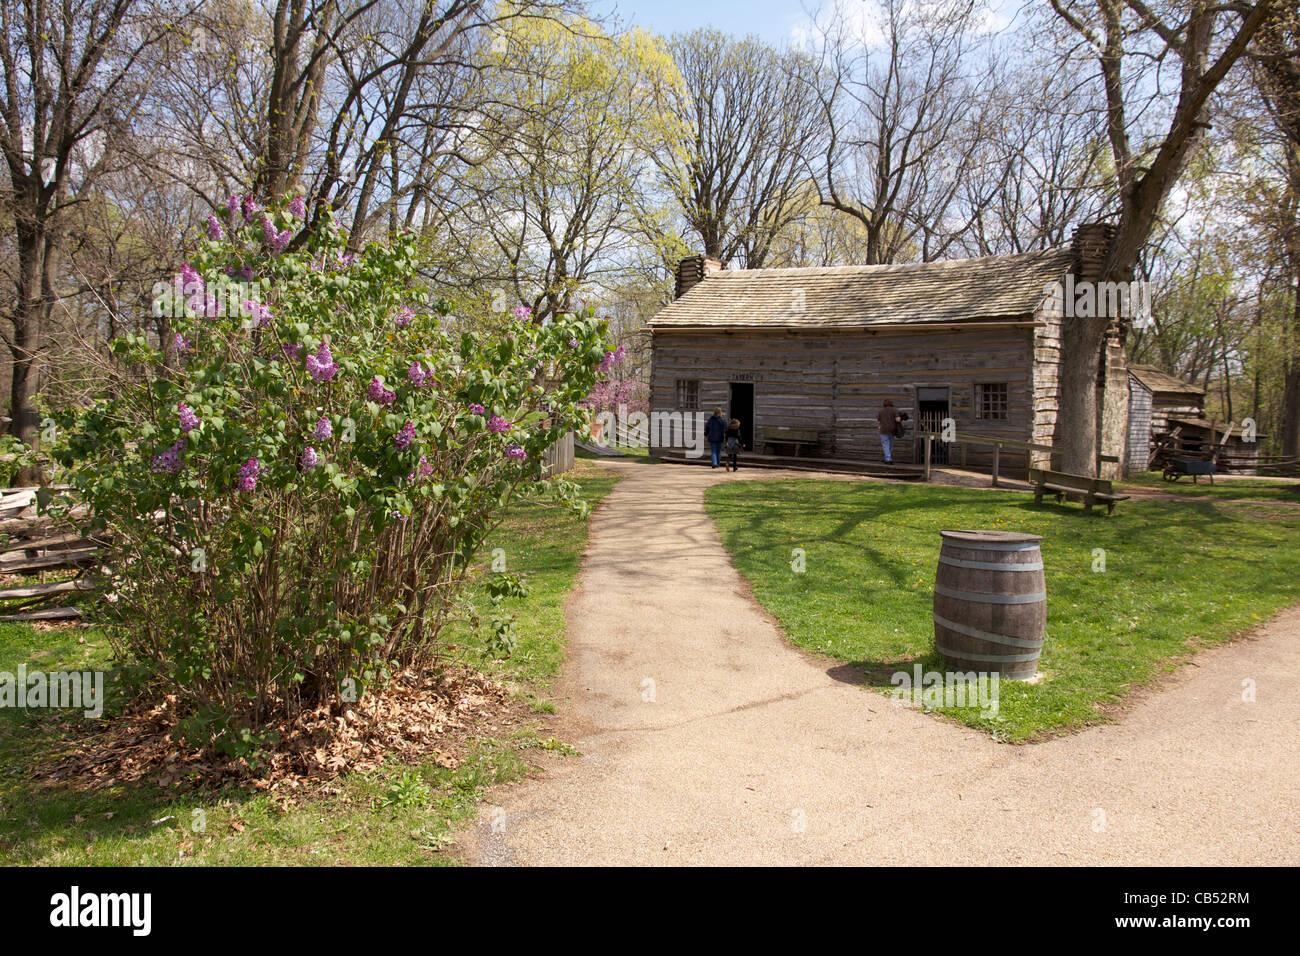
left=729, top=383, right=754, bottom=449
left=917, top=387, right=950, bottom=465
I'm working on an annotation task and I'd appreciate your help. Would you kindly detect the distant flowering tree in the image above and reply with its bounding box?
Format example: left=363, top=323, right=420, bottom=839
left=56, top=197, right=612, bottom=755
left=581, top=375, right=647, bottom=414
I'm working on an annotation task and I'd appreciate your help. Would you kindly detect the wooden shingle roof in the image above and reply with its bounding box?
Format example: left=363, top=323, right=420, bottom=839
left=648, top=247, right=1079, bottom=330
left=1130, top=365, right=1205, bottom=399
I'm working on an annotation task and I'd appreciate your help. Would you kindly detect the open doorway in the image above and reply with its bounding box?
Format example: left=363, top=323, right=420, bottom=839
left=916, top=386, right=950, bottom=465
left=729, top=383, right=754, bottom=450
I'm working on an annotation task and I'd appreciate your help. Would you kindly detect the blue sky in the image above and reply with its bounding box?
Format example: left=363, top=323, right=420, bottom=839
left=602, top=0, right=821, bottom=45
left=597, top=0, right=1025, bottom=48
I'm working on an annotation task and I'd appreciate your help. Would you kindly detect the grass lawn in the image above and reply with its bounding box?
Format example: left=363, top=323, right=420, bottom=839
left=705, top=479, right=1300, bottom=742
left=0, top=460, right=618, bottom=865
left=1121, top=471, right=1300, bottom=503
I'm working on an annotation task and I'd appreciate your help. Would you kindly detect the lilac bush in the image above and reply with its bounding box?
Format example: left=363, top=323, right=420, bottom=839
left=57, top=198, right=611, bottom=754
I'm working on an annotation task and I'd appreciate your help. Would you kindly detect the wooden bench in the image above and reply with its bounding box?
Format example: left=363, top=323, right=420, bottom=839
left=1028, top=468, right=1131, bottom=515
left=761, top=428, right=820, bottom=457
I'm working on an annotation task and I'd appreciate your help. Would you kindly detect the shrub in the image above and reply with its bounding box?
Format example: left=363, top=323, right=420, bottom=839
left=55, top=198, right=614, bottom=754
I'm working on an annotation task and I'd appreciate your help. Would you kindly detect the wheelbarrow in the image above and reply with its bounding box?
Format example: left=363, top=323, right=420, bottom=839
left=1163, top=456, right=1216, bottom=484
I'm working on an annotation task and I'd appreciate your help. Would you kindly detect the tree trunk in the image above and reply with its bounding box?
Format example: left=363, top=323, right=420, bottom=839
left=1283, top=286, right=1300, bottom=475
left=8, top=216, right=47, bottom=485
left=1058, top=316, right=1108, bottom=475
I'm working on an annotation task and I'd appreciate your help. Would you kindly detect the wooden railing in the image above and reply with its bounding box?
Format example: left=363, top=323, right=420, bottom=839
left=921, top=431, right=1118, bottom=486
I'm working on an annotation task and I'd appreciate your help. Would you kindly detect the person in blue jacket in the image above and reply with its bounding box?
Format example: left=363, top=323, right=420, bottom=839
left=705, top=407, right=728, bottom=468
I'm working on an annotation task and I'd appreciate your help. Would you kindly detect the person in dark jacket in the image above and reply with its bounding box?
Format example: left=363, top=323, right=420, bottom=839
left=704, top=407, right=728, bottom=468
left=878, top=399, right=902, bottom=464
left=724, top=418, right=743, bottom=471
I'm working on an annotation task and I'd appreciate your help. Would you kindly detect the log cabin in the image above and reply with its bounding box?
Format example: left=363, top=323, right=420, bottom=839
left=646, top=224, right=1131, bottom=478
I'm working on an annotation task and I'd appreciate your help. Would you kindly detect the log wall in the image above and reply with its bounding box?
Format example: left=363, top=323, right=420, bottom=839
left=649, top=325, right=1040, bottom=469
left=1030, top=302, right=1063, bottom=468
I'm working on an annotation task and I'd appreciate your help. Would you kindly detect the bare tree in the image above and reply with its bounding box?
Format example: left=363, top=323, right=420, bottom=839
left=960, top=62, right=1113, bottom=255
left=0, top=0, right=170, bottom=475
left=652, top=29, right=823, bottom=268
left=804, top=0, right=1001, bottom=265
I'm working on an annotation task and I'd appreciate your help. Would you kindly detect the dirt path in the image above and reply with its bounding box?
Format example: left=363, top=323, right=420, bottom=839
left=464, top=459, right=1300, bottom=866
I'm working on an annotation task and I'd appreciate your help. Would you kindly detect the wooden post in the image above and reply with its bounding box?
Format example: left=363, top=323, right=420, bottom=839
left=924, top=434, right=932, bottom=482
left=991, top=444, right=1000, bottom=488
left=961, top=442, right=967, bottom=468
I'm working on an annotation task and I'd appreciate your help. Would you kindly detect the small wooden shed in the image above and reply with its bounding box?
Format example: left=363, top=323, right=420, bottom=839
left=1126, top=365, right=1206, bottom=473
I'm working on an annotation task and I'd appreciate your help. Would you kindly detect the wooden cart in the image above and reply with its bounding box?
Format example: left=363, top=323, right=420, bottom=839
left=1163, top=456, right=1216, bottom=484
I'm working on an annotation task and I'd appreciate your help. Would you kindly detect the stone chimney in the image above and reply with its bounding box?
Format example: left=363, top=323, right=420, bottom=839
left=1071, top=222, right=1116, bottom=283
left=675, top=255, right=723, bottom=298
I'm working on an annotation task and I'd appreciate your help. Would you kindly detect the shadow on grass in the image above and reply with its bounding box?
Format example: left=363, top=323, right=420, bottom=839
left=0, top=701, right=262, bottom=862
left=825, top=654, right=945, bottom=688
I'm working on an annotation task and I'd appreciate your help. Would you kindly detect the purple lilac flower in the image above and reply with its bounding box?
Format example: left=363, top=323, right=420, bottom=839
left=178, top=402, right=200, bottom=434
left=173, top=333, right=189, bottom=353
left=506, top=445, right=526, bottom=460
left=151, top=439, right=185, bottom=474
left=225, top=194, right=240, bottom=218
left=262, top=216, right=292, bottom=254
left=488, top=415, right=511, bottom=434
left=597, top=344, right=627, bottom=374
left=312, top=416, right=332, bottom=441
left=367, top=377, right=395, bottom=404
left=568, top=337, right=578, bottom=348
left=407, top=361, right=430, bottom=387
left=282, top=342, right=302, bottom=361
left=469, top=403, right=485, bottom=416
left=288, top=195, right=306, bottom=219
left=238, top=457, right=261, bottom=492
left=305, top=342, right=338, bottom=382
left=242, top=299, right=273, bottom=328
left=180, top=263, right=203, bottom=296
left=391, top=510, right=408, bottom=521
left=394, top=420, right=416, bottom=450
left=301, top=446, right=319, bottom=471
left=192, top=291, right=221, bottom=319
left=511, top=304, right=533, bottom=322
left=396, top=306, right=414, bottom=329
left=239, top=265, right=255, bottom=282
left=206, top=215, right=224, bottom=240
left=241, top=195, right=259, bottom=222
left=418, top=455, right=434, bottom=478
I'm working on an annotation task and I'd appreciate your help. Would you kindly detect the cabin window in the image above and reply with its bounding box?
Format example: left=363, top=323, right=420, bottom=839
left=975, top=383, right=1009, bottom=420
left=675, top=379, right=700, bottom=410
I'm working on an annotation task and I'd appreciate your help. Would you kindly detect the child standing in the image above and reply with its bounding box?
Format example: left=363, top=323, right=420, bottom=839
left=724, top=418, right=743, bottom=472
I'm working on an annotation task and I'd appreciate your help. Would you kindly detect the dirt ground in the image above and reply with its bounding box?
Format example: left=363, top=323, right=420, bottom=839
left=461, top=458, right=1300, bottom=866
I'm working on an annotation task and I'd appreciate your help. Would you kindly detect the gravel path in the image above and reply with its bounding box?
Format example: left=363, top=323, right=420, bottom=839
left=465, top=459, right=1300, bottom=866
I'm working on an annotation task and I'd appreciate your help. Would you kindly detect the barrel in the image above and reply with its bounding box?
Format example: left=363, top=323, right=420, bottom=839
left=933, top=530, right=1046, bottom=680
